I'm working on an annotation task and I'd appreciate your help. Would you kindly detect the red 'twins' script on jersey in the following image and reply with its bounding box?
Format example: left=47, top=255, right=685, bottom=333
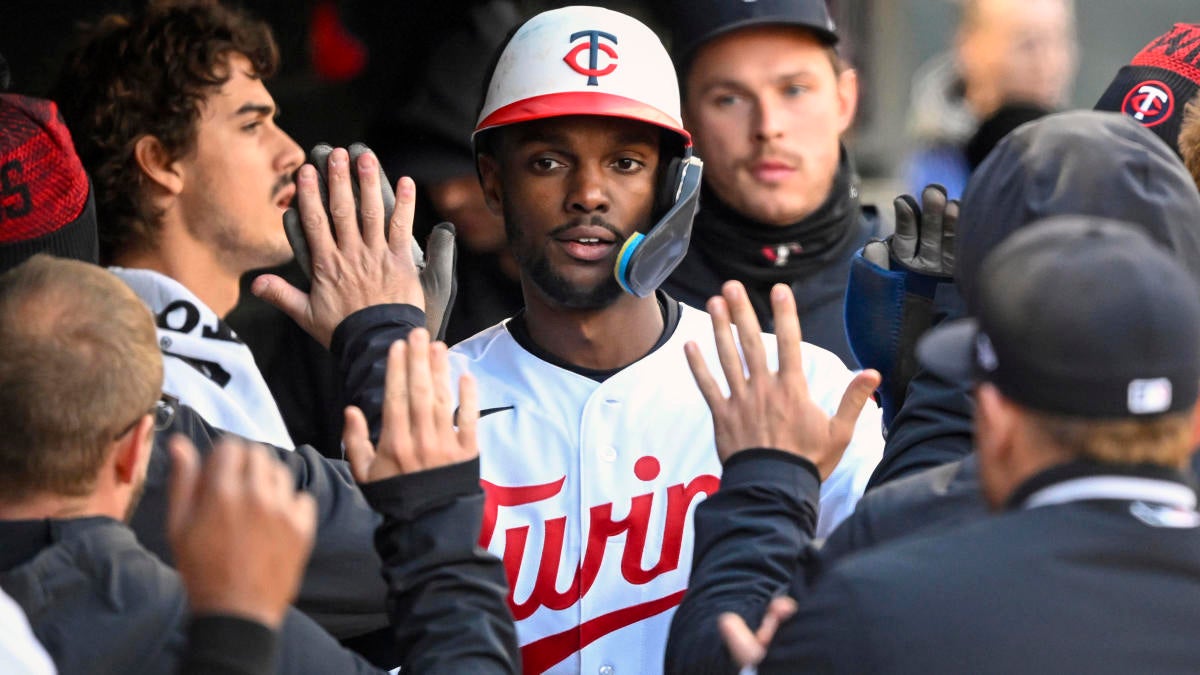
left=478, top=455, right=720, bottom=671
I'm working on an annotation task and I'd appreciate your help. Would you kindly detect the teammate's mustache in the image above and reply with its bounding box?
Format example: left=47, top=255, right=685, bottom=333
left=271, top=174, right=295, bottom=200
left=548, top=216, right=628, bottom=242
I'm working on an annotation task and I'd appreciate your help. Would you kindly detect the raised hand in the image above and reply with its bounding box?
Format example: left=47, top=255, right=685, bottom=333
left=718, top=597, right=798, bottom=671
left=685, top=281, right=880, bottom=477
left=342, top=328, right=478, bottom=482
left=863, top=183, right=958, bottom=277
left=253, top=146, right=426, bottom=348
left=167, top=435, right=316, bottom=629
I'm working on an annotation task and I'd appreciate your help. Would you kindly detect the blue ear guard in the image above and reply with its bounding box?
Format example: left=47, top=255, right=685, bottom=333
left=614, top=154, right=704, bottom=297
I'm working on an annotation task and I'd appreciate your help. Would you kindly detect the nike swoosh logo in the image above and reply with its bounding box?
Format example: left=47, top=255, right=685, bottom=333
left=453, top=405, right=515, bottom=425
left=519, top=590, right=686, bottom=674
left=480, top=406, right=515, bottom=418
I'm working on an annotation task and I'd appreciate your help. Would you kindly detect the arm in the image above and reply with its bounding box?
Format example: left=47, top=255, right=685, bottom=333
left=669, top=281, right=880, bottom=674
left=343, top=329, right=520, bottom=673
left=665, top=449, right=822, bottom=675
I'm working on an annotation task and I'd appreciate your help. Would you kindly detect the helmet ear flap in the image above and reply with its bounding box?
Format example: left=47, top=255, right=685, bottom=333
left=653, top=156, right=686, bottom=220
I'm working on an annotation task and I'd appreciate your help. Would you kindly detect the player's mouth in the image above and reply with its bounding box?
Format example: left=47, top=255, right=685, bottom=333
left=553, top=224, right=620, bottom=262
left=749, top=159, right=796, bottom=184
left=273, top=181, right=297, bottom=211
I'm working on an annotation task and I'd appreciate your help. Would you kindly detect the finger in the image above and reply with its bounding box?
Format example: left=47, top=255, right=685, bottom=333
left=891, top=194, right=919, bottom=261
left=207, top=435, right=248, bottom=500
left=381, top=340, right=411, bottom=469
left=294, top=164, right=336, bottom=260
left=355, top=150, right=386, bottom=249
left=755, top=596, right=799, bottom=648
left=406, top=328, right=436, bottom=464
left=389, top=177, right=418, bottom=258
left=917, top=184, right=947, bottom=268
left=862, top=240, right=890, bottom=269
left=166, top=434, right=201, bottom=539
left=325, top=148, right=361, bottom=251
left=251, top=274, right=310, bottom=330
left=350, top=142, right=396, bottom=227
left=771, top=285, right=808, bottom=397
left=430, top=341, right=454, bottom=435
left=685, top=340, right=726, bottom=413
left=456, top=373, right=480, bottom=458
left=942, top=199, right=959, bottom=274
left=829, top=369, right=883, bottom=448
left=707, top=295, right=747, bottom=398
left=291, top=491, right=319, bottom=555
left=724, top=281, right=768, bottom=380
left=718, top=612, right=765, bottom=668
left=243, top=439, right=272, bottom=497
left=342, top=406, right=376, bottom=483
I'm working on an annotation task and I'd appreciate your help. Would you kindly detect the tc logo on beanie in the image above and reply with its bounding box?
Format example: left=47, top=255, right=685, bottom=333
left=1096, top=23, right=1200, bottom=155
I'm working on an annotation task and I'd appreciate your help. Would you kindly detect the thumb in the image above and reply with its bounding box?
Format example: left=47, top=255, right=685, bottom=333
left=421, top=222, right=458, bottom=339
left=166, top=434, right=201, bottom=542
left=252, top=274, right=311, bottom=328
left=718, top=612, right=765, bottom=668
left=830, top=369, right=883, bottom=447
left=342, top=406, right=375, bottom=483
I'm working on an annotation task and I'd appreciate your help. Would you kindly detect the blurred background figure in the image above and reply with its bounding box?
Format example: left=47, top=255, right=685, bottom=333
left=365, top=0, right=523, bottom=346
left=903, top=0, right=1077, bottom=197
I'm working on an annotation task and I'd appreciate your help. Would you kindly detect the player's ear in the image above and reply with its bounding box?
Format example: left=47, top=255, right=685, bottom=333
left=134, top=135, right=185, bottom=196
left=477, top=153, right=504, bottom=216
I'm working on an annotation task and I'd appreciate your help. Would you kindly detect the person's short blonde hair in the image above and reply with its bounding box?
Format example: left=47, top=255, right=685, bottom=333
left=0, top=255, right=163, bottom=500
left=1027, top=408, right=1194, bottom=468
left=1180, top=92, right=1200, bottom=191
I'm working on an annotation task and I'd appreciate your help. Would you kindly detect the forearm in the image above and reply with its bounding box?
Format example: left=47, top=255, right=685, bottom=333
left=331, top=303, right=425, bottom=443
left=363, top=459, right=520, bottom=674
left=665, top=449, right=822, bottom=675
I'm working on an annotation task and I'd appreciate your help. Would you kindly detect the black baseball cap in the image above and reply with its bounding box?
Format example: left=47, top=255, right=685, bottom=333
left=669, top=0, right=838, bottom=77
left=919, top=216, right=1200, bottom=418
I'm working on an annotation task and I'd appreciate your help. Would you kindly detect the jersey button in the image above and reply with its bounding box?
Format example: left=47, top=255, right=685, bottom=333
left=599, top=666, right=615, bottom=675
left=599, top=446, right=617, bottom=462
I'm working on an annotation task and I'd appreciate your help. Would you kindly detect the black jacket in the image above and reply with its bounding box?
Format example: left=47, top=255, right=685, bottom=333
left=867, top=112, right=1200, bottom=490
left=663, top=157, right=882, bottom=366
left=0, top=457, right=518, bottom=674
left=128, top=304, right=424, bottom=649
left=671, top=451, right=1200, bottom=674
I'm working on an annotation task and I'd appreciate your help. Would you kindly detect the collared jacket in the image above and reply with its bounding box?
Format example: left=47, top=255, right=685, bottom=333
left=0, top=456, right=518, bottom=674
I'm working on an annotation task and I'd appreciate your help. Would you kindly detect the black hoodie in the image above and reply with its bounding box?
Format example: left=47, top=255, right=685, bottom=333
left=666, top=110, right=1200, bottom=675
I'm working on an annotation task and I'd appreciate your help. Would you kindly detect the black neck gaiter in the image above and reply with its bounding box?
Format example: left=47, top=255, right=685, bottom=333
left=691, top=149, right=862, bottom=286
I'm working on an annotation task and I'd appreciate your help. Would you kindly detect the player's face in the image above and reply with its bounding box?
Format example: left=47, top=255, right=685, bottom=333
left=479, top=116, right=660, bottom=309
left=684, top=26, right=856, bottom=226
left=174, top=52, right=304, bottom=273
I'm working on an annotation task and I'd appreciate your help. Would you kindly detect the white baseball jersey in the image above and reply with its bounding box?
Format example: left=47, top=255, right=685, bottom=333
left=449, top=302, right=883, bottom=674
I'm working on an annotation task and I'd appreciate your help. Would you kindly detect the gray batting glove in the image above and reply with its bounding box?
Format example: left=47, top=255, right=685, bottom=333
left=863, top=184, right=958, bottom=276
left=283, top=142, right=458, bottom=339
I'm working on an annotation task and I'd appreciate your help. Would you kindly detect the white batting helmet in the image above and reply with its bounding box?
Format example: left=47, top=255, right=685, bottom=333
left=474, top=5, right=691, bottom=148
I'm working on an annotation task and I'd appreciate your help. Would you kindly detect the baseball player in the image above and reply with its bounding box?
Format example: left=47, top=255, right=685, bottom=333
left=446, top=7, right=884, bottom=673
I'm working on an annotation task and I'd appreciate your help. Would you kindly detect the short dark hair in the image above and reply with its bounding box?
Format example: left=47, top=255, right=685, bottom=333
left=0, top=255, right=162, bottom=501
left=50, top=0, right=278, bottom=263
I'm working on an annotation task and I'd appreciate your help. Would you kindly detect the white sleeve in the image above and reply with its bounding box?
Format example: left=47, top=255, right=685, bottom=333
left=0, top=587, right=56, bottom=675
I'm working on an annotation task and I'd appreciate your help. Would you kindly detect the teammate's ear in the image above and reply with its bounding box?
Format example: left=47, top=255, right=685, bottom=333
left=477, top=154, right=504, bottom=216
left=835, top=67, right=858, bottom=136
left=134, top=135, right=184, bottom=196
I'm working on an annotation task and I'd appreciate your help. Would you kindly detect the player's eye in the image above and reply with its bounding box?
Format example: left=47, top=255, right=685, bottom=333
left=612, top=157, right=645, bottom=173
left=531, top=157, right=565, bottom=172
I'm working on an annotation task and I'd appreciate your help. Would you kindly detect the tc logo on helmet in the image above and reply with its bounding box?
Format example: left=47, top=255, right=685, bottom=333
left=564, top=30, right=618, bottom=86
left=1121, top=80, right=1175, bottom=128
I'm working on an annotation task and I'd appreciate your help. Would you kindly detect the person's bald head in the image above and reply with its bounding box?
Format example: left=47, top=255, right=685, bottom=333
left=957, top=0, right=1077, bottom=118
left=0, top=255, right=161, bottom=503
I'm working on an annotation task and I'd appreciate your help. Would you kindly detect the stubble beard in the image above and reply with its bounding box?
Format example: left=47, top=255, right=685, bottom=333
left=504, top=209, right=625, bottom=311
